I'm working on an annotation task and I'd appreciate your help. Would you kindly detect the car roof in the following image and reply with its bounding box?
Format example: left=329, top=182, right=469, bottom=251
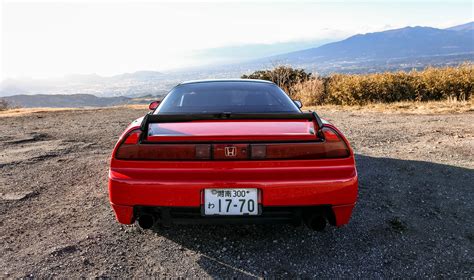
left=178, top=79, right=275, bottom=86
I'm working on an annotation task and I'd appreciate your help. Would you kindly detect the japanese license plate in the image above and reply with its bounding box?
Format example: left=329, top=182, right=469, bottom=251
left=203, top=189, right=259, bottom=216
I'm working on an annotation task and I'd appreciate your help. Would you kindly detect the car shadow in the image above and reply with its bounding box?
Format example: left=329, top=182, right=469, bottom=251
left=151, top=155, right=474, bottom=278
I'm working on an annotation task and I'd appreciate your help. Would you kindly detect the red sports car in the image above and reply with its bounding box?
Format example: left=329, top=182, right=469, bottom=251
left=108, top=79, right=357, bottom=231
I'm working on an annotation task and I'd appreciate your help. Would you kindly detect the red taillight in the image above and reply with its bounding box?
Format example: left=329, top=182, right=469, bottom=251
left=250, top=142, right=349, bottom=160
left=321, top=127, right=340, bottom=142
left=249, top=127, right=350, bottom=160
left=115, top=127, right=350, bottom=160
left=116, top=143, right=211, bottom=160
left=123, top=130, right=141, bottom=144
left=116, top=130, right=212, bottom=160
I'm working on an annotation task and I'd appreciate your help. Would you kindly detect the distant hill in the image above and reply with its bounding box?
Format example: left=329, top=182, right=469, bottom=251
left=2, top=94, right=161, bottom=108
left=446, top=21, right=474, bottom=31
left=269, top=23, right=474, bottom=65
left=0, top=71, right=172, bottom=98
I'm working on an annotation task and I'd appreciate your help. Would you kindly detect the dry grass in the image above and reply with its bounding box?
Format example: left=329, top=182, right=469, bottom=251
left=292, top=63, right=473, bottom=106
left=0, top=105, right=149, bottom=118
left=121, top=104, right=148, bottom=110
left=306, top=100, right=474, bottom=114
left=0, top=107, right=88, bottom=117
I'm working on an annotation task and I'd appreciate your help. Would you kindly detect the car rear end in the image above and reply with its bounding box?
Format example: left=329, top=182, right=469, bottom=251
left=108, top=80, right=357, bottom=231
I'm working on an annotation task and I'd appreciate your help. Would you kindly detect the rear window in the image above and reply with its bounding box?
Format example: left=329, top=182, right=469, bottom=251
left=156, top=81, right=300, bottom=114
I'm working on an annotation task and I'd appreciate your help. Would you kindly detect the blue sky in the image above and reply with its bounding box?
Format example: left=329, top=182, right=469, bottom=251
left=1, top=0, right=473, bottom=79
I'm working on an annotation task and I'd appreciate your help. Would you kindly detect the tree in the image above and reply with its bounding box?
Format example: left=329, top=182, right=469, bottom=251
left=241, top=66, right=312, bottom=97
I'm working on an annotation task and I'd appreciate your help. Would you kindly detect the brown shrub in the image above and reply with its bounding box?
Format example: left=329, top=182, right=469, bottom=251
left=0, top=99, right=9, bottom=111
left=291, top=78, right=326, bottom=105
left=291, top=63, right=473, bottom=106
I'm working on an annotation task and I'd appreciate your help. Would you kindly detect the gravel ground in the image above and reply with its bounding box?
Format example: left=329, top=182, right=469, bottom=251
left=0, top=107, right=473, bottom=278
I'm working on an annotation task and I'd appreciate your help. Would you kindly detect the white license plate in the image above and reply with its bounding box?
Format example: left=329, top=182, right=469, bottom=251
left=203, top=189, right=259, bottom=216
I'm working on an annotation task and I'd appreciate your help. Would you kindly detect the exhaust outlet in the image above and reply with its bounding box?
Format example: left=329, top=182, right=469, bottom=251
left=137, top=214, right=155, bottom=229
left=305, top=214, right=327, bottom=231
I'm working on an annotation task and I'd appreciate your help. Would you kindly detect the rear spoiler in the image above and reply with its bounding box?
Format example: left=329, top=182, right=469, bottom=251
left=140, top=112, right=323, bottom=134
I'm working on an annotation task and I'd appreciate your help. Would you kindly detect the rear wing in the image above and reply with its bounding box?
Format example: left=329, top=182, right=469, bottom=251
left=140, top=112, right=324, bottom=135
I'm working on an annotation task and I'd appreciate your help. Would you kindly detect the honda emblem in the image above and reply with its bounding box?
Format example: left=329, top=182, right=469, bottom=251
left=225, top=146, right=237, bottom=157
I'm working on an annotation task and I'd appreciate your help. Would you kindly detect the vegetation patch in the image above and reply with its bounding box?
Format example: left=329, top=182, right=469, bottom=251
left=242, top=63, right=473, bottom=106
left=0, top=99, right=9, bottom=111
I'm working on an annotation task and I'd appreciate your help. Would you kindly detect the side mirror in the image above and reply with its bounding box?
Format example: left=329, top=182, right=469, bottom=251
left=293, top=100, right=303, bottom=108
left=148, top=100, right=161, bottom=110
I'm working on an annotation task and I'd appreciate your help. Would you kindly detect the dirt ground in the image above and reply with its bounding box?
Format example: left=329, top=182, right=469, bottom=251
left=0, top=107, right=473, bottom=278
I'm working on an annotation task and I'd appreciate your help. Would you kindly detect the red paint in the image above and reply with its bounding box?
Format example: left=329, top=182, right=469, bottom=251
left=110, top=203, right=134, bottom=224
left=332, top=204, right=356, bottom=226
left=108, top=117, right=358, bottom=226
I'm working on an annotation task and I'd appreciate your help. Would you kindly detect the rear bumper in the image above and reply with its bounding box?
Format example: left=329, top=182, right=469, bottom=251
left=108, top=157, right=358, bottom=226
left=110, top=204, right=356, bottom=227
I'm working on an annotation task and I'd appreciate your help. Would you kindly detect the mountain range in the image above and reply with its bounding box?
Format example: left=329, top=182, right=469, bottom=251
left=1, top=21, right=473, bottom=106
left=446, top=21, right=474, bottom=31
left=266, top=22, right=473, bottom=66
